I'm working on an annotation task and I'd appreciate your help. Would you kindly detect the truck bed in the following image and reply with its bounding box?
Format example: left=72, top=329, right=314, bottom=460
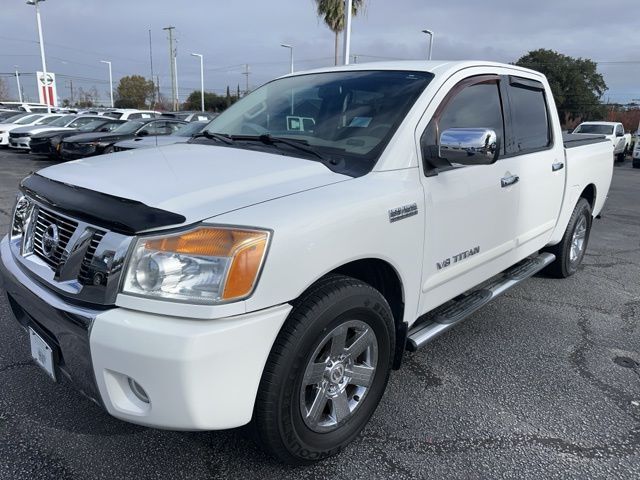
left=563, top=133, right=608, bottom=149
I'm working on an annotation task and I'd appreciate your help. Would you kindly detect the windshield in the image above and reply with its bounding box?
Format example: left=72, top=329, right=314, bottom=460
left=15, top=114, right=43, bottom=125
left=204, top=70, right=434, bottom=175
left=112, top=121, right=145, bottom=134
left=36, top=115, right=63, bottom=125
left=78, top=120, right=107, bottom=132
left=2, top=113, right=29, bottom=123
left=175, top=121, right=207, bottom=137
left=574, top=124, right=614, bottom=135
left=48, top=115, right=77, bottom=127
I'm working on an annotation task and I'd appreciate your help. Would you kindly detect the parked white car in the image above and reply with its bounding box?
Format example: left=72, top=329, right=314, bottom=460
left=633, top=124, right=640, bottom=168
left=573, top=121, right=631, bottom=161
left=0, top=102, right=51, bottom=113
left=0, top=61, right=614, bottom=464
left=9, top=115, right=104, bottom=151
left=0, top=113, right=62, bottom=146
left=102, top=109, right=160, bottom=120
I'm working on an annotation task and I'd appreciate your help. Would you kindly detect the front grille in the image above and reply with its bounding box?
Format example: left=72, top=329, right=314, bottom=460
left=78, top=230, right=106, bottom=285
left=10, top=196, right=133, bottom=306
left=9, top=132, right=30, bottom=139
left=32, top=207, right=78, bottom=269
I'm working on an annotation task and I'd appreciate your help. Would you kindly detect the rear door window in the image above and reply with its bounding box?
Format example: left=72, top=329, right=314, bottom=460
left=505, top=78, right=551, bottom=154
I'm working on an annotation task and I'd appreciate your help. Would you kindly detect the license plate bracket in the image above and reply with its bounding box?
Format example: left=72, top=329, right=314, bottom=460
left=29, top=327, right=57, bottom=381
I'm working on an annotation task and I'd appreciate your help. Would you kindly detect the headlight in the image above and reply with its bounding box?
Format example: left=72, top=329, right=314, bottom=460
left=122, top=226, right=270, bottom=304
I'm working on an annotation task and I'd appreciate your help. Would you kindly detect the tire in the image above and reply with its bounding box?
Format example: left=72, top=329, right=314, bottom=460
left=616, top=152, right=625, bottom=162
left=544, top=198, right=592, bottom=278
left=633, top=159, right=640, bottom=169
left=253, top=274, right=395, bottom=465
left=102, top=145, right=114, bottom=154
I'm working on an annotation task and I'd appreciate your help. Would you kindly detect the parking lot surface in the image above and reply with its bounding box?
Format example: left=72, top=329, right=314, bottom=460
left=0, top=148, right=639, bottom=479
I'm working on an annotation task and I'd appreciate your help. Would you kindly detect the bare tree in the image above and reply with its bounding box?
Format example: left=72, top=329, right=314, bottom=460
left=0, top=77, right=10, bottom=101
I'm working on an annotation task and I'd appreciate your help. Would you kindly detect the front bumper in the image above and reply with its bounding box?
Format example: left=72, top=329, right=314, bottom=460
left=29, top=139, right=55, bottom=155
left=0, top=236, right=291, bottom=430
left=60, top=143, right=97, bottom=160
left=8, top=136, right=31, bottom=150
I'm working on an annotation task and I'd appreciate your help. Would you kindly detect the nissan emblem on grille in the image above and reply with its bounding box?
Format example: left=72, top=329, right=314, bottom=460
left=41, top=224, right=60, bottom=258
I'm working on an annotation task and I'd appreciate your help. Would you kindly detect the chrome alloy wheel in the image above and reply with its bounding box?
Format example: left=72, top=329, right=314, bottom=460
left=570, top=215, right=587, bottom=263
left=300, top=320, right=378, bottom=433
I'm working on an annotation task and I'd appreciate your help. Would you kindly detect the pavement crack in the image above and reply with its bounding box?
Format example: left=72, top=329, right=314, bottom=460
left=568, top=308, right=640, bottom=421
left=0, top=361, right=33, bottom=373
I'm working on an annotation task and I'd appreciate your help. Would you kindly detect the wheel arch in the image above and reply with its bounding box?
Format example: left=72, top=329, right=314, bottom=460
left=323, top=258, right=408, bottom=370
left=580, top=183, right=596, bottom=213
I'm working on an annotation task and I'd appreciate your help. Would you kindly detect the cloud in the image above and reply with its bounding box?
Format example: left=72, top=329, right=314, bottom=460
left=1, top=0, right=637, bottom=103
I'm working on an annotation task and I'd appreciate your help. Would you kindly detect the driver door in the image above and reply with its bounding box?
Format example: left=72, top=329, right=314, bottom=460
left=417, top=75, right=521, bottom=315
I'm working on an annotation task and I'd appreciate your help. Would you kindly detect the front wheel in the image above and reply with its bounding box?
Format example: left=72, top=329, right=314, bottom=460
left=544, top=198, right=592, bottom=278
left=253, top=275, right=395, bottom=464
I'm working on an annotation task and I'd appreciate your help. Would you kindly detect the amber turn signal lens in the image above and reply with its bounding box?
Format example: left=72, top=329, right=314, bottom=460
left=222, top=236, right=268, bottom=300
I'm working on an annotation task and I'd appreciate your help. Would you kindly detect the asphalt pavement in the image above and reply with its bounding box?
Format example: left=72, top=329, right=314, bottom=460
left=0, top=148, right=639, bottom=479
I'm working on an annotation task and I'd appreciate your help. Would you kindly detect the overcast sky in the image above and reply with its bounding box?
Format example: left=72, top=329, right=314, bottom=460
left=1, top=0, right=638, bottom=105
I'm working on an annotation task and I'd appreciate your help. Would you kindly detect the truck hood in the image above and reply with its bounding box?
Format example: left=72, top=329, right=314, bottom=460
left=37, top=143, right=351, bottom=227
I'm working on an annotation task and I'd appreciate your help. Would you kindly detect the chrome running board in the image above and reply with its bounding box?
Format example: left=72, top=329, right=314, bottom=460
left=407, top=253, right=555, bottom=351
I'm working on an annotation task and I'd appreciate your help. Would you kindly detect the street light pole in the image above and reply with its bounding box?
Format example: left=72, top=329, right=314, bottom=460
left=191, top=53, right=205, bottom=112
left=422, top=29, right=434, bottom=60
left=14, top=67, right=23, bottom=103
left=343, top=0, right=353, bottom=65
left=27, top=0, right=51, bottom=113
left=280, top=44, right=294, bottom=74
left=100, top=60, right=114, bottom=108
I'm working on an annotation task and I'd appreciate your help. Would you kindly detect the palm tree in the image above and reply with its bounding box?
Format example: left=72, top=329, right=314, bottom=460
left=315, top=0, right=364, bottom=65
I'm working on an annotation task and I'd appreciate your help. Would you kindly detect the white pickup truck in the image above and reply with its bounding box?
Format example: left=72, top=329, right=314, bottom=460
left=0, top=61, right=613, bottom=464
left=573, top=121, right=631, bottom=162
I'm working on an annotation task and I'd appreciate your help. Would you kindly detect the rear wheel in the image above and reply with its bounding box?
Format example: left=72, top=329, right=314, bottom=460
left=253, top=275, right=395, bottom=464
left=544, top=198, right=592, bottom=278
left=103, top=145, right=114, bottom=154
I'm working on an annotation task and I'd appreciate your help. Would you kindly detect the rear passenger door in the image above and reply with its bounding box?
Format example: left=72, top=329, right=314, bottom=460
left=503, top=76, right=565, bottom=252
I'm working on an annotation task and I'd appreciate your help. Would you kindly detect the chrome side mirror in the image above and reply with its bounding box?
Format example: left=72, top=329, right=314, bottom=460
left=439, top=128, right=499, bottom=165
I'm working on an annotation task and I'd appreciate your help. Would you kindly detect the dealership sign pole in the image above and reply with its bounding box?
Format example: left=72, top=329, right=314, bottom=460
left=27, top=0, right=52, bottom=113
left=14, top=67, right=23, bottom=103
left=343, top=0, right=353, bottom=65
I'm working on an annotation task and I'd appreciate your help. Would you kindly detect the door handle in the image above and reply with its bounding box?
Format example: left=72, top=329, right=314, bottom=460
left=501, top=174, right=519, bottom=188
left=552, top=162, right=564, bottom=172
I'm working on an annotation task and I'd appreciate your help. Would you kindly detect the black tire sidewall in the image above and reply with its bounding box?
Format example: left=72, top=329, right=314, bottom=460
left=265, top=282, right=394, bottom=462
left=562, top=199, right=592, bottom=276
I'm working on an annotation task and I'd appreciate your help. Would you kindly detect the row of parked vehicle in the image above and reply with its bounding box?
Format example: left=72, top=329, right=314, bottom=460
left=0, top=108, right=214, bottom=161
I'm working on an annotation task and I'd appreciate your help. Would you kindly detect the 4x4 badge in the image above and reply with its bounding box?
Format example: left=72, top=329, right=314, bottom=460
left=389, top=203, right=418, bottom=223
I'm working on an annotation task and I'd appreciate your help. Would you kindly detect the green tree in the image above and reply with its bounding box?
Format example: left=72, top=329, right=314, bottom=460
left=114, top=75, right=155, bottom=109
left=315, top=0, right=364, bottom=65
left=515, top=49, right=608, bottom=126
left=184, top=91, right=237, bottom=112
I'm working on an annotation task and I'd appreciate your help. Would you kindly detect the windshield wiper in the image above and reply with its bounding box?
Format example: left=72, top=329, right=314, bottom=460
left=231, top=134, right=326, bottom=161
left=192, top=131, right=234, bottom=144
